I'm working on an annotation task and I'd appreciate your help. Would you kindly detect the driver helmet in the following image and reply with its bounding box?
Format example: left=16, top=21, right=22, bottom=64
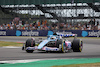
left=51, top=36, right=56, bottom=39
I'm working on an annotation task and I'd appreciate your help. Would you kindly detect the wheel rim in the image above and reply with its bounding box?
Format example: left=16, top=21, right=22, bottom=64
left=61, top=41, right=66, bottom=53
left=79, top=41, right=83, bottom=52
left=81, top=41, right=83, bottom=50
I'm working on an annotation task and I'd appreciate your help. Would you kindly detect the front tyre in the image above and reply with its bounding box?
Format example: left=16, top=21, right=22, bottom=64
left=25, top=38, right=35, bottom=53
left=72, top=39, right=83, bottom=52
left=25, top=38, right=35, bottom=47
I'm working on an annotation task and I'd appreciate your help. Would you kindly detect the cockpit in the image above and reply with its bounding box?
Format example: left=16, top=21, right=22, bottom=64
left=47, top=35, right=62, bottom=40
left=50, top=36, right=56, bottom=40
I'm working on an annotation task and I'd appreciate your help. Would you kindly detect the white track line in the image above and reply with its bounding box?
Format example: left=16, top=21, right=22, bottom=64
left=0, top=58, right=73, bottom=64
left=0, top=59, right=42, bottom=64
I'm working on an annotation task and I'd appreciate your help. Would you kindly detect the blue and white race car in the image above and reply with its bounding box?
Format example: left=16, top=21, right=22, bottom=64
left=22, top=33, right=83, bottom=53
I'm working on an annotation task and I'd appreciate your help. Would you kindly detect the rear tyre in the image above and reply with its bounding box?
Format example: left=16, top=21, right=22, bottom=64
left=72, top=39, right=83, bottom=52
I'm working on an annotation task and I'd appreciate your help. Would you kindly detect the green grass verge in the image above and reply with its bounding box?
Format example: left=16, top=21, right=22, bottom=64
left=0, top=41, right=23, bottom=47
left=52, top=62, right=100, bottom=67
left=0, top=41, right=39, bottom=47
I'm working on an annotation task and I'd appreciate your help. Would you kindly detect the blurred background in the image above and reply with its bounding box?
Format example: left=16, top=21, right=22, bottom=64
left=0, top=0, right=100, bottom=36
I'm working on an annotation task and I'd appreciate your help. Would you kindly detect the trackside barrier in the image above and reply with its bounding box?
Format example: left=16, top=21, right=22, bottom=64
left=0, top=30, right=100, bottom=37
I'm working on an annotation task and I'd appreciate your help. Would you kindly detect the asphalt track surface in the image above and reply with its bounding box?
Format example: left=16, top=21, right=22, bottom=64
left=0, top=36, right=100, bottom=61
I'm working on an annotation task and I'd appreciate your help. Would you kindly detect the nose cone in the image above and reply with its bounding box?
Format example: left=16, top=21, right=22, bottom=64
left=38, top=40, right=50, bottom=49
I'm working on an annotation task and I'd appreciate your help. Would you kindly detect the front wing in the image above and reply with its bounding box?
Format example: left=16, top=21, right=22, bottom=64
left=26, top=46, right=61, bottom=51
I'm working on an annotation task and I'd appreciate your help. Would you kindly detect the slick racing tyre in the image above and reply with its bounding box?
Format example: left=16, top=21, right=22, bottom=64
left=25, top=38, right=35, bottom=47
left=72, top=39, right=83, bottom=52
left=25, top=38, right=35, bottom=53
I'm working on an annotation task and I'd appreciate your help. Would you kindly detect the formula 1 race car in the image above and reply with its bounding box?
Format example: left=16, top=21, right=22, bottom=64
left=22, top=33, right=83, bottom=53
